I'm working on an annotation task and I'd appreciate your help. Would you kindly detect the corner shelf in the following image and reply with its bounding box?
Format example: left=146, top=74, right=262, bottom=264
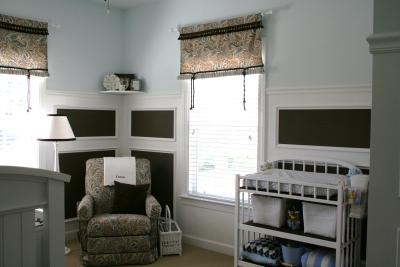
left=100, top=90, right=144, bottom=95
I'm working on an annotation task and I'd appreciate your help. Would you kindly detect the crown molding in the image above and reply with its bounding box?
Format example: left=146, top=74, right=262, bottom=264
left=367, top=32, right=400, bottom=54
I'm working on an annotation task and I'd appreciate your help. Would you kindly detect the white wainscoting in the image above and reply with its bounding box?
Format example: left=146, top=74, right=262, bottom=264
left=41, top=90, right=123, bottom=170
left=41, top=90, right=123, bottom=241
left=122, top=92, right=183, bottom=219
left=265, top=85, right=372, bottom=167
left=46, top=85, right=372, bottom=254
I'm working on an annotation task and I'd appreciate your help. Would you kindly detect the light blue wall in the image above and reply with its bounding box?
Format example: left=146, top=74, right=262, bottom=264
left=1, top=0, right=125, bottom=92
left=123, top=0, right=373, bottom=94
left=1, top=0, right=374, bottom=93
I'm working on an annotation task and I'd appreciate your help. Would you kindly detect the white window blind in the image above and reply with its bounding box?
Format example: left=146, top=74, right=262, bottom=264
left=0, top=74, right=42, bottom=167
left=188, top=75, right=259, bottom=201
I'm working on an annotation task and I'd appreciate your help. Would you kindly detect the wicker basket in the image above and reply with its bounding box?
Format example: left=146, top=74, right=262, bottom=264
left=158, top=205, right=182, bottom=256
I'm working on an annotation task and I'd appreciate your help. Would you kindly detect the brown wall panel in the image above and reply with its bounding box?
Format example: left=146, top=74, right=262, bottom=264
left=57, top=109, right=116, bottom=137
left=278, top=109, right=371, bottom=148
left=131, top=110, right=174, bottom=139
left=59, top=150, right=115, bottom=219
left=131, top=150, right=174, bottom=217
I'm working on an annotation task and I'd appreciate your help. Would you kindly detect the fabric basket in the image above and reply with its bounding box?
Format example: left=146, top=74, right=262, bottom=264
left=302, top=202, right=337, bottom=239
left=158, top=205, right=182, bottom=256
left=252, top=195, right=287, bottom=227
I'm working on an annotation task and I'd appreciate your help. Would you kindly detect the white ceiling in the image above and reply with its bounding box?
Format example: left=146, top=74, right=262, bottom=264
left=93, top=0, right=163, bottom=9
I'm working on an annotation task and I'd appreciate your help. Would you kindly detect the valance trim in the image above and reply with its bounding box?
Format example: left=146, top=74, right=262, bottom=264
left=178, top=21, right=263, bottom=40
left=0, top=20, right=48, bottom=35
left=0, top=66, right=49, bottom=77
left=178, top=65, right=264, bottom=80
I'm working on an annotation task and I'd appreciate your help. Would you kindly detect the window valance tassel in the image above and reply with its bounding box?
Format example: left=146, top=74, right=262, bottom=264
left=242, top=69, right=246, bottom=111
left=190, top=74, right=196, bottom=110
left=26, top=72, right=31, bottom=112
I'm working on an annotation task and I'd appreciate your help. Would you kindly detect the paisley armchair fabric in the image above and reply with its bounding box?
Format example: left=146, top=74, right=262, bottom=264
left=77, top=194, right=94, bottom=221
left=77, top=158, right=161, bottom=266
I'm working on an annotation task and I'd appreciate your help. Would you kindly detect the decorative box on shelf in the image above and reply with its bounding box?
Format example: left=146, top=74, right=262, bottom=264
left=102, top=73, right=142, bottom=94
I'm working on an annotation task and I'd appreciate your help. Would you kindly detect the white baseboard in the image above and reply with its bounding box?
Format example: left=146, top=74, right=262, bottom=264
left=183, top=234, right=233, bottom=256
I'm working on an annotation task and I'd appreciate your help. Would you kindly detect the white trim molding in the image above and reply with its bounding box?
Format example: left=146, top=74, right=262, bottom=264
left=267, top=84, right=372, bottom=95
left=54, top=105, right=119, bottom=140
left=129, top=107, right=177, bottom=142
left=265, top=85, right=372, bottom=167
left=367, top=32, right=400, bottom=54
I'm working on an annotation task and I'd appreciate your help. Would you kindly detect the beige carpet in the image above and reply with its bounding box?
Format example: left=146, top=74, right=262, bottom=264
left=66, top=240, right=233, bottom=267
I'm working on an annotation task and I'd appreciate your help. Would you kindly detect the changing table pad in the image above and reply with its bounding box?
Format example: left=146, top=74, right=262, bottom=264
left=245, top=169, right=348, bottom=197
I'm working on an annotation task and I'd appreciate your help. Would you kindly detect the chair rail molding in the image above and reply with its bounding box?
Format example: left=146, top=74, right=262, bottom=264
left=367, top=32, right=400, bottom=54
left=266, top=84, right=372, bottom=95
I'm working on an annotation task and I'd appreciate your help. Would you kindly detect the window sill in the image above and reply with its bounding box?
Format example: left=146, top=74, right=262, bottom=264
left=179, top=194, right=235, bottom=214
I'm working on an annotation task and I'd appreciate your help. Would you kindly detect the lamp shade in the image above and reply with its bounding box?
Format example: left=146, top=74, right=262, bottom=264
left=37, top=114, right=76, bottom=141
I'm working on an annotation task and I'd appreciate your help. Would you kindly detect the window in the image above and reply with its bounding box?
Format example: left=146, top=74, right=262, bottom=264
left=188, top=75, right=259, bottom=201
left=0, top=74, right=42, bottom=167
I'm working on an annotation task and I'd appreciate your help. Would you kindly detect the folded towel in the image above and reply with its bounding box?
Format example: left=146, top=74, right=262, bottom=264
left=104, top=157, right=136, bottom=186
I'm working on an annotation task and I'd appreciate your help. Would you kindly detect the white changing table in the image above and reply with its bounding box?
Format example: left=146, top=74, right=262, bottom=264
left=234, top=158, right=364, bottom=267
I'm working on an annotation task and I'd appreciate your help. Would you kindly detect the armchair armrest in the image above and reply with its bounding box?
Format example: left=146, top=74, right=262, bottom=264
left=77, top=194, right=94, bottom=221
left=146, top=195, right=161, bottom=218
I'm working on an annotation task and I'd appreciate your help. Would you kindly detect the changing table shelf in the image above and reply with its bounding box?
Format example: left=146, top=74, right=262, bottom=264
left=241, top=221, right=337, bottom=249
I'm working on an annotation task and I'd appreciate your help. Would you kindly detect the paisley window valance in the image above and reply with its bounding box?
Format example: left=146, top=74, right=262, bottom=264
left=178, top=13, right=264, bottom=110
left=0, top=14, right=49, bottom=77
left=178, top=13, right=264, bottom=80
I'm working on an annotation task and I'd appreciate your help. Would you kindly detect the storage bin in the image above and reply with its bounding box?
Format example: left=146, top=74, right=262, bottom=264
left=252, top=195, right=287, bottom=227
left=159, top=205, right=182, bottom=256
left=302, top=202, right=336, bottom=239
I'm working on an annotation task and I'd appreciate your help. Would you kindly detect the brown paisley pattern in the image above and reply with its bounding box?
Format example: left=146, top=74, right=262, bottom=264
left=87, top=214, right=150, bottom=237
left=146, top=195, right=162, bottom=218
left=78, top=221, right=89, bottom=252
left=87, top=236, right=151, bottom=254
left=178, top=13, right=264, bottom=79
left=0, top=14, right=49, bottom=76
left=78, top=157, right=160, bottom=265
left=77, top=194, right=94, bottom=221
left=85, top=249, right=157, bottom=267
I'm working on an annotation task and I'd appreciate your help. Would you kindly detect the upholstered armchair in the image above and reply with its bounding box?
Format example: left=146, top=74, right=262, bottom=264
left=77, top=158, right=161, bottom=266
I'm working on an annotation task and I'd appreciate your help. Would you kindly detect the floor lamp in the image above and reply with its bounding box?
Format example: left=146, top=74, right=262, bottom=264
left=37, top=114, right=76, bottom=255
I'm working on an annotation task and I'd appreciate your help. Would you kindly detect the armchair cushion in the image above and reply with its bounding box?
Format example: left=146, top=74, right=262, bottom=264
left=87, top=214, right=151, bottom=237
left=146, top=195, right=162, bottom=218
left=77, top=194, right=94, bottom=221
left=112, top=181, right=149, bottom=215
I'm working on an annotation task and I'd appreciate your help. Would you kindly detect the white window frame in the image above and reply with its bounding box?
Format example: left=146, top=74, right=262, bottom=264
left=182, top=74, right=266, bottom=204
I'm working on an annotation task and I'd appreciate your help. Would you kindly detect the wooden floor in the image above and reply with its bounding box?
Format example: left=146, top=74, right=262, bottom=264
left=66, top=240, right=233, bottom=267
